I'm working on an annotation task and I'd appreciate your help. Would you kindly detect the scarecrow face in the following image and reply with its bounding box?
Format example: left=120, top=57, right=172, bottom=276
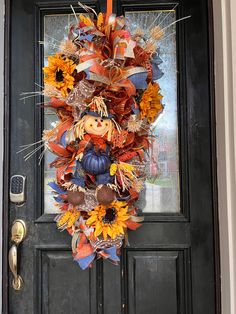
left=84, top=114, right=111, bottom=136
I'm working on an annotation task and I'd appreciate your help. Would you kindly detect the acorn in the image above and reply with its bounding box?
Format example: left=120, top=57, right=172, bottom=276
left=96, top=185, right=116, bottom=205
left=67, top=190, right=85, bottom=206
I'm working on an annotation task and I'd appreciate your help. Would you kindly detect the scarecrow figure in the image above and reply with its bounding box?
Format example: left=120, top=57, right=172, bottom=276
left=65, top=110, right=118, bottom=206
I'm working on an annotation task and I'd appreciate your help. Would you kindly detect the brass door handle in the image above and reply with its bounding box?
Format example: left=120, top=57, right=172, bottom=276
left=8, top=219, right=27, bottom=290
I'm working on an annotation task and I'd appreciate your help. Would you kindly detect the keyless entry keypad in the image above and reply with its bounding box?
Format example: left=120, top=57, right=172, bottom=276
left=10, top=175, right=26, bottom=204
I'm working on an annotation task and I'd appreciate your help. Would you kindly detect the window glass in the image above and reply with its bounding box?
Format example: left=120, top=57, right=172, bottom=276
left=43, top=11, right=180, bottom=213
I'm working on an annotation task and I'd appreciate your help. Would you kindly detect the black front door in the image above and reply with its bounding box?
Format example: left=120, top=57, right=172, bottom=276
left=3, top=0, right=219, bottom=313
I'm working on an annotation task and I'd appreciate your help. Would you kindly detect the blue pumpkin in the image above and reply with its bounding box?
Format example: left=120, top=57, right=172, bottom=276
left=81, top=149, right=111, bottom=175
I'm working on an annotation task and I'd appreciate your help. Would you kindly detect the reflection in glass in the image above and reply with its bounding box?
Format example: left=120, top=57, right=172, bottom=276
left=43, top=11, right=180, bottom=214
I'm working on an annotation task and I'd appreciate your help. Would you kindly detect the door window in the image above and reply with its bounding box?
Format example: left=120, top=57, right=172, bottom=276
left=43, top=10, right=180, bottom=214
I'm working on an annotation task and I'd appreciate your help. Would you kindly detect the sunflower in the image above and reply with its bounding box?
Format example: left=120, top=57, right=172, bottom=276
left=86, top=201, right=130, bottom=240
left=43, top=54, right=76, bottom=97
left=139, top=82, right=163, bottom=123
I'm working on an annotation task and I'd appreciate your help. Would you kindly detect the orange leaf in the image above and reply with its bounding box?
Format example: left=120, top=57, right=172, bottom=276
left=125, top=220, right=141, bottom=230
left=50, top=97, right=67, bottom=108
left=77, top=233, right=87, bottom=249
left=56, top=119, right=73, bottom=141
left=48, top=142, right=71, bottom=157
left=75, top=244, right=94, bottom=259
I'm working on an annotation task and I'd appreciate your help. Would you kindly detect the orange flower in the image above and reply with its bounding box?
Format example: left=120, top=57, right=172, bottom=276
left=139, top=82, right=163, bottom=123
left=43, top=54, right=76, bottom=97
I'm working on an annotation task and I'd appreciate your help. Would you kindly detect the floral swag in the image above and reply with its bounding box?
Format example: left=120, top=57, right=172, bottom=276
left=39, top=6, right=166, bottom=269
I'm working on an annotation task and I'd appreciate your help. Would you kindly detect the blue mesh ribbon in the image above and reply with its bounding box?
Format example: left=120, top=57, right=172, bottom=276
left=75, top=246, right=120, bottom=269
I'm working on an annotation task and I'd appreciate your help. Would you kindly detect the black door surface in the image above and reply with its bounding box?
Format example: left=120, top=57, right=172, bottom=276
left=3, top=0, right=219, bottom=313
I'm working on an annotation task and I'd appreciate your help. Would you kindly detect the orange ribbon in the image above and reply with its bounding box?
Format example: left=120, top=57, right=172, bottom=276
left=106, top=0, right=113, bottom=24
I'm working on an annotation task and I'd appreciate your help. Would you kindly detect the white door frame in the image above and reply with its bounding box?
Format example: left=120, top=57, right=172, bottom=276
left=1, top=0, right=236, bottom=312
left=214, top=0, right=236, bottom=313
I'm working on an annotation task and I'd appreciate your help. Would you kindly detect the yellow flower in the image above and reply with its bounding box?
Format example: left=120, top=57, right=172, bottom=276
left=139, top=82, right=163, bottom=123
left=147, top=108, right=159, bottom=123
left=43, top=54, right=76, bottom=97
left=86, top=201, right=130, bottom=240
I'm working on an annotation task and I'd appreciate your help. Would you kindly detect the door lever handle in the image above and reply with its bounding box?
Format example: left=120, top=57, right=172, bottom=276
left=8, top=219, right=27, bottom=290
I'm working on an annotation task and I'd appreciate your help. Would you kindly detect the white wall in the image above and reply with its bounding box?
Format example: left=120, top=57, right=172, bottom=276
left=213, top=0, right=236, bottom=313
left=0, top=0, right=4, bottom=313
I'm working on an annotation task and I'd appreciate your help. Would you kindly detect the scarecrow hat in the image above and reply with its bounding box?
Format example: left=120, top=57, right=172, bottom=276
left=81, top=110, right=114, bottom=119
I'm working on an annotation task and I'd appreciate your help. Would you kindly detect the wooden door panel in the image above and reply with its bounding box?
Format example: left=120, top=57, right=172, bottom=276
left=103, top=262, right=121, bottom=314
left=38, top=249, right=96, bottom=314
left=127, top=250, right=188, bottom=314
left=127, top=223, right=190, bottom=247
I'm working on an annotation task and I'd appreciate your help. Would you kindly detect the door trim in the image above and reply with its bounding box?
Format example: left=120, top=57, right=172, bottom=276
left=214, top=0, right=236, bottom=313
left=2, top=0, right=10, bottom=312
left=208, top=0, right=221, bottom=312
left=0, top=0, right=5, bottom=313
